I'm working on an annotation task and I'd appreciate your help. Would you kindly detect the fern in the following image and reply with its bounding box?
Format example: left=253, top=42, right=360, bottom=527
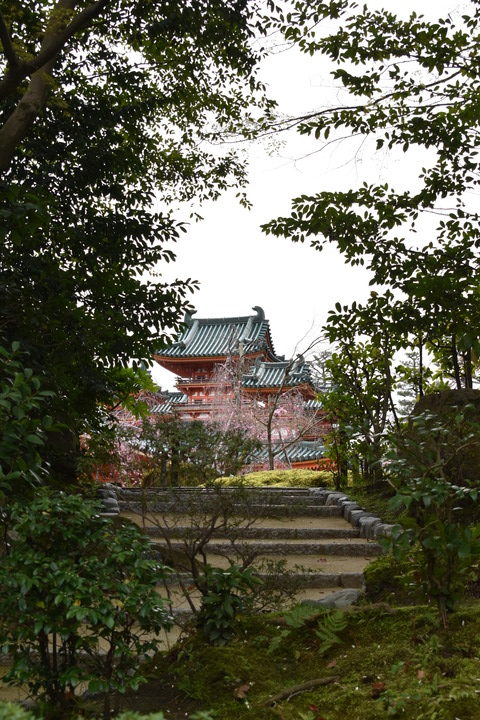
left=267, top=628, right=289, bottom=655
left=267, top=603, right=320, bottom=654
left=284, top=603, right=319, bottom=629
left=314, top=610, right=348, bottom=656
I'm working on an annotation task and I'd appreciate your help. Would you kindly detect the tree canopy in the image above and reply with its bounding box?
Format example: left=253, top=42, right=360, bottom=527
left=257, top=1, right=480, bottom=482
left=262, top=1, right=480, bottom=387
left=0, top=1, right=272, bottom=481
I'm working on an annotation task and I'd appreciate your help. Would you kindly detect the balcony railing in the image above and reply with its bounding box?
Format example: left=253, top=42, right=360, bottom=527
left=176, top=377, right=222, bottom=386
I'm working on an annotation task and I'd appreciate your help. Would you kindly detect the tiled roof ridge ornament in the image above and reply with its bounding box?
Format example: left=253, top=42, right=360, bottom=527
left=183, top=309, right=197, bottom=327
left=252, top=305, right=265, bottom=320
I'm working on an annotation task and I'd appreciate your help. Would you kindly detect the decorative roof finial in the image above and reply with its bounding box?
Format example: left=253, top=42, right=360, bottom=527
left=252, top=306, right=265, bottom=320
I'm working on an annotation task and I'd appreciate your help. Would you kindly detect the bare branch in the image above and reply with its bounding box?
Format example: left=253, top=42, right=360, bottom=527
left=26, top=0, right=110, bottom=77
left=0, top=0, right=110, bottom=171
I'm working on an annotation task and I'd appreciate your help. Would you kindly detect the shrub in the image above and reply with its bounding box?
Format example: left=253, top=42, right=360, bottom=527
left=0, top=342, right=54, bottom=505
left=217, top=469, right=333, bottom=487
left=385, top=407, right=480, bottom=626
left=196, top=565, right=261, bottom=645
left=0, top=490, right=170, bottom=718
left=364, top=553, right=425, bottom=605
left=0, top=706, right=169, bottom=720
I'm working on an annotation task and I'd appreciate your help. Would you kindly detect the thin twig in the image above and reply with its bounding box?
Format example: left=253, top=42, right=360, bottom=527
left=259, top=675, right=340, bottom=706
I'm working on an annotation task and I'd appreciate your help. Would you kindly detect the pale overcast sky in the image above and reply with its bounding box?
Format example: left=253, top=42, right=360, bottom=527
left=152, top=0, right=461, bottom=390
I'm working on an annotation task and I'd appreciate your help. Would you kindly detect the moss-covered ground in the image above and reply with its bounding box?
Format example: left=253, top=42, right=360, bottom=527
left=116, top=471, right=478, bottom=720
left=115, top=599, right=479, bottom=720
left=5, top=474, right=480, bottom=719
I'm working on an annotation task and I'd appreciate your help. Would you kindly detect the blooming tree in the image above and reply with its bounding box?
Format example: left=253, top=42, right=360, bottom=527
left=207, top=356, right=320, bottom=470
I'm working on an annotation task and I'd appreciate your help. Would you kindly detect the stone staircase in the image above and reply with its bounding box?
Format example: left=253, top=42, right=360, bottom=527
left=111, top=486, right=394, bottom=615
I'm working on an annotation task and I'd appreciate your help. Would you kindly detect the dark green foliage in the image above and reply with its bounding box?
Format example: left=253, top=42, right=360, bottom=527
left=385, top=407, right=480, bottom=626
left=0, top=341, right=53, bottom=504
left=263, top=1, right=480, bottom=288
left=262, top=1, right=480, bottom=467
left=196, top=565, right=261, bottom=646
left=364, top=554, right=424, bottom=605
left=267, top=603, right=320, bottom=654
left=345, top=485, right=399, bottom=525
left=127, top=417, right=261, bottom=487
left=0, top=1, right=272, bottom=483
left=0, top=706, right=170, bottom=720
left=0, top=490, right=170, bottom=717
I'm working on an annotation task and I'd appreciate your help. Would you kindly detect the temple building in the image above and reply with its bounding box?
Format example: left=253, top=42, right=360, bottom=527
left=152, top=306, right=330, bottom=470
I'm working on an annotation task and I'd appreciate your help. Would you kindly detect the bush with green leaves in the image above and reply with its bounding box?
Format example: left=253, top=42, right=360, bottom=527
left=385, top=407, right=480, bottom=626
left=196, top=565, right=261, bottom=646
left=0, top=490, right=171, bottom=718
left=0, top=706, right=172, bottom=720
left=216, top=469, right=333, bottom=488
left=118, top=417, right=262, bottom=487
left=0, top=341, right=53, bottom=505
left=0, top=708, right=215, bottom=720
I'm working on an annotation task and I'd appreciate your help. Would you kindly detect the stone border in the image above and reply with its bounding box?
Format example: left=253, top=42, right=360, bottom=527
left=100, top=484, right=398, bottom=542
left=309, top=488, right=399, bottom=540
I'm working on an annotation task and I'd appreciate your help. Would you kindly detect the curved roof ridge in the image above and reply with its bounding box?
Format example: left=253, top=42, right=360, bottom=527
left=154, top=307, right=289, bottom=361
left=193, top=314, right=260, bottom=325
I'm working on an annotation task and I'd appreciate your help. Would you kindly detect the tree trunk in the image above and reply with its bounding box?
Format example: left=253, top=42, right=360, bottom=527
left=463, top=349, right=473, bottom=390
left=266, top=409, right=274, bottom=470
left=418, top=335, right=424, bottom=398
left=45, top=427, right=80, bottom=485
left=451, top=335, right=462, bottom=389
left=0, top=61, right=55, bottom=172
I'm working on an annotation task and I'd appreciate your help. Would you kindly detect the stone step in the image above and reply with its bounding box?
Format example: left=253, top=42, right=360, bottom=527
left=118, top=501, right=342, bottom=517
left=118, top=487, right=317, bottom=498
left=160, top=585, right=355, bottom=613
left=156, top=550, right=371, bottom=574
left=162, top=570, right=365, bottom=590
left=143, top=525, right=361, bottom=540
left=122, top=512, right=353, bottom=531
left=117, top=490, right=328, bottom=509
left=152, top=540, right=380, bottom=557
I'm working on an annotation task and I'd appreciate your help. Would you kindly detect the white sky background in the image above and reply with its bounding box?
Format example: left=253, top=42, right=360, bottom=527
left=152, top=0, right=461, bottom=390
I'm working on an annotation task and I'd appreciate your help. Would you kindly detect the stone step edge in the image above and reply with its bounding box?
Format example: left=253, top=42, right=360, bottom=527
left=118, top=487, right=314, bottom=496
left=118, top=501, right=342, bottom=517
left=313, top=489, right=400, bottom=540
left=103, top=483, right=400, bottom=540
left=151, top=541, right=380, bottom=557
left=171, top=587, right=364, bottom=619
left=159, top=571, right=364, bottom=589
left=143, top=527, right=361, bottom=539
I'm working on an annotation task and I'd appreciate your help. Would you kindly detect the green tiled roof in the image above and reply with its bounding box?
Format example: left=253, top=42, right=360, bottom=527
left=150, top=391, right=187, bottom=414
left=305, top=398, right=323, bottom=410
left=242, top=356, right=313, bottom=389
left=252, top=440, right=325, bottom=464
left=157, top=306, right=279, bottom=360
